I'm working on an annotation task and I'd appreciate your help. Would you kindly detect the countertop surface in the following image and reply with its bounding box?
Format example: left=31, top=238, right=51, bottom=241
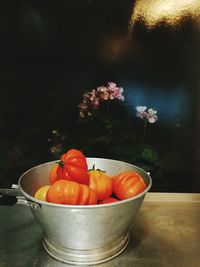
left=0, top=192, right=200, bottom=267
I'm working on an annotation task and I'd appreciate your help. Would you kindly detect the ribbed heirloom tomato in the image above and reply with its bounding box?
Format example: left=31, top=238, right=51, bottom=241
left=49, top=163, right=73, bottom=184
left=60, top=149, right=89, bottom=185
left=112, top=171, right=147, bottom=200
left=48, top=148, right=89, bottom=185
left=88, top=167, right=113, bottom=201
left=46, top=179, right=98, bottom=205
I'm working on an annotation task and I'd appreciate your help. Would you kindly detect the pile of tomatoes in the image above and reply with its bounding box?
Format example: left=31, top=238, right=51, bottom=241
left=34, top=149, right=147, bottom=205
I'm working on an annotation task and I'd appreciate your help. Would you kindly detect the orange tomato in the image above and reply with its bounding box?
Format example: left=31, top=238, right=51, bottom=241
left=112, top=171, right=146, bottom=200
left=34, top=185, right=51, bottom=201
left=87, top=188, right=98, bottom=205
left=46, top=179, right=98, bottom=205
left=49, top=164, right=59, bottom=184
left=78, top=184, right=90, bottom=205
left=89, top=168, right=113, bottom=200
left=46, top=180, right=80, bottom=204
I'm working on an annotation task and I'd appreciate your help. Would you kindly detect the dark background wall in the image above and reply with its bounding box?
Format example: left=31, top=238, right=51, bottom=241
left=0, top=0, right=200, bottom=192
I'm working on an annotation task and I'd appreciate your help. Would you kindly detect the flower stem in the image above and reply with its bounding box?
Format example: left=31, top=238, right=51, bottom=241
left=140, top=119, right=147, bottom=153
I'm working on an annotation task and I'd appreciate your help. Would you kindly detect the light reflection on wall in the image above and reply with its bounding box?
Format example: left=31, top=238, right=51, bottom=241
left=99, top=34, right=130, bottom=63
left=124, top=82, right=190, bottom=125
left=130, top=0, right=200, bottom=28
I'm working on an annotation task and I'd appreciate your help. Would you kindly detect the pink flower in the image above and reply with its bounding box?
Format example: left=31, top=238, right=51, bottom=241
left=107, top=82, right=117, bottom=88
left=78, top=82, right=124, bottom=118
left=136, top=106, right=158, bottom=123
left=107, top=82, right=125, bottom=101
left=87, top=90, right=100, bottom=108
left=97, top=86, right=110, bottom=100
left=146, top=108, right=158, bottom=123
left=97, top=86, right=108, bottom=92
left=136, top=106, right=148, bottom=119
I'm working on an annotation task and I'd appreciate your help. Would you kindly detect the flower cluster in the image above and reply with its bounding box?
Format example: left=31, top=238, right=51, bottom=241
left=78, top=82, right=124, bottom=118
left=136, top=106, right=158, bottom=123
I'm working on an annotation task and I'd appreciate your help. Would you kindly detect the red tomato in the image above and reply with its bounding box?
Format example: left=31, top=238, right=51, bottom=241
left=34, top=185, right=51, bottom=201
left=60, top=149, right=87, bottom=168
left=99, top=197, right=119, bottom=204
left=49, top=163, right=73, bottom=184
left=56, top=164, right=73, bottom=181
left=64, top=164, right=89, bottom=185
left=46, top=179, right=97, bottom=205
left=89, top=168, right=113, bottom=200
left=112, top=171, right=146, bottom=200
left=59, top=148, right=89, bottom=185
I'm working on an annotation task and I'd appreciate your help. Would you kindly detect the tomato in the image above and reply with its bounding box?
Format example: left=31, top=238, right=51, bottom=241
left=57, top=148, right=89, bottom=185
left=49, top=163, right=72, bottom=184
left=63, top=164, right=89, bottom=185
left=56, top=164, right=73, bottom=181
left=112, top=171, right=147, bottom=200
left=78, top=184, right=90, bottom=205
left=34, top=185, right=51, bottom=201
left=46, top=179, right=98, bottom=205
left=87, top=188, right=98, bottom=205
left=61, top=149, right=87, bottom=167
left=88, top=167, right=113, bottom=200
left=49, top=164, right=59, bottom=184
left=46, top=180, right=79, bottom=204
left=99, top=197, right=119, bottom=204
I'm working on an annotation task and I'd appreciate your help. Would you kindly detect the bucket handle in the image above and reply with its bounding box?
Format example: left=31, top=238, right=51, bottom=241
left=0, top=184, right=21, bottom=206
left=0, top=184, right=40, bottom=209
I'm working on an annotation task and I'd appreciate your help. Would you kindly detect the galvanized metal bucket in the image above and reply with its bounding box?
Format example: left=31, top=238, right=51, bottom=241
left=1, top=158, right=152, bottom=265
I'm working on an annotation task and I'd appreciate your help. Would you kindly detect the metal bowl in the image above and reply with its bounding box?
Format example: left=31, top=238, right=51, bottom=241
left=19, top=158, right=152, bottom=265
